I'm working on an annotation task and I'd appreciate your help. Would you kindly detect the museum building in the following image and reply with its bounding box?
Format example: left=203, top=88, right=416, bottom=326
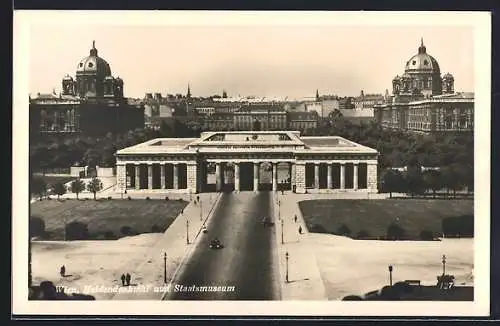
left=115, top=131, right=379, bottom=194
left=29, top=41, right=145, bottom=136
left=374, top=39, right=474, bottom=133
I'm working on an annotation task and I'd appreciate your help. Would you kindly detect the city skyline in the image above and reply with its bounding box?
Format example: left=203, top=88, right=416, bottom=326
left=25, top=13, right=475, bottom=99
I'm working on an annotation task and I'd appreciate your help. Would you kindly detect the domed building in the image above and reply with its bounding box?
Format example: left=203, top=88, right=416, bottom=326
left=30, top=41, right=144, bottom=136
left=374, top=39, right=474, bottom=133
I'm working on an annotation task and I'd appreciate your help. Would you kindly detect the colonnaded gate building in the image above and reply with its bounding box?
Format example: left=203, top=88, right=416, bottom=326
left=115, top=131, right=379, bottom=194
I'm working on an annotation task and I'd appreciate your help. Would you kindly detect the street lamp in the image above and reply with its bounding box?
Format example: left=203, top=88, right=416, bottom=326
left=442, top=255, right=446, bottom=275
left=388, top=265, right=393, bottom=286
left=163, top=252, right=167, bottom=284
left=281, top=219, right=284, bottom=244
left=200, top=198, right=203, bottom=221
left=278, top=200, right=281, bottom=220
left=186, top=219, right=190, bottom=244
left=285, top=251, right=289, bottom=283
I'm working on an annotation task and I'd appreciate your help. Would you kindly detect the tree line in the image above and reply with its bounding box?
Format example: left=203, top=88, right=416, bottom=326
left=30, top=116, right=473, bottom=190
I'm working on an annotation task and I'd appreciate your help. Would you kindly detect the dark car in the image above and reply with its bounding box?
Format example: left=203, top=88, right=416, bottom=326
left=261, top=217, right=275, bottom=228
left=209, top=238, right=224, bottom=249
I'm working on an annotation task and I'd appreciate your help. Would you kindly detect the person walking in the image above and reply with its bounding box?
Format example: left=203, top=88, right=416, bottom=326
left=60, top=265, right=66, bottom=277
left=298, top=226, right=303, bottom=234
left=125, top=273, right=131, bottom=286
left=120, top=274, right=126, bottom=286
left=294, top=215, right=298, bottom=223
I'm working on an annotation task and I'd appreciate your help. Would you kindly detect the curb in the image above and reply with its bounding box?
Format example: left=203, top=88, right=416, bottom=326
left=272, top=192, right=284, bottom=300
left=161, top=192, right=223, bottom=301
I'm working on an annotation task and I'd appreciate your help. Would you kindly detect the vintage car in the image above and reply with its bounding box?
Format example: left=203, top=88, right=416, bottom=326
left=261, top=217, right=275, bottom=228
left=209, top=238, right=224, bottom=249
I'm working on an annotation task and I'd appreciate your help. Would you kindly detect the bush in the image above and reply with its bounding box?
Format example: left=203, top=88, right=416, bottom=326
left=342, top=295, right=363, bottom=301
left=107, top=196, right=112, bottom=200
left=127, top=196, right=132, bottom=200
left=420, top=229, right=434, bottom=241
left=103, top=230, right=116, bottom=240
left=336, top=223, right=351, bottom=236
left=356, top=230, right=370, bottom=239
left=178, top=198, right=183, bottom=202
left=165, top=196, right=169, bottom=201
left=145, top=196, right=150, bottom=200
left=387, top=222, right=406, bottom=240
left=65, top=221, right=89, bottom=240
left=442, top=215, right=474, bottom=238
left=151, top=224, right=162, bottom=233
left=120, top=225, right=133, bottom=236
left=30, top=216, right=46, bottom=237
left=308, top=223, right=327, bottom=233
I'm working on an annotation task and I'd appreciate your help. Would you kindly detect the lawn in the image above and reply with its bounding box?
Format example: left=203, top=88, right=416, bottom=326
left=30, top=198, right=188, bottom=240
left=298, top=199, right=474, bottom=239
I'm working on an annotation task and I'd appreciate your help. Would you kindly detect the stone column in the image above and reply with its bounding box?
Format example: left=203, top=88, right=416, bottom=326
left=147, top=164, right=153, bottom=189
left=327, top=164, right=332, bottom=189
left=253, top=162, right=259, bottom=192
left=367, top=162, right=378, bottom=192
left=234, top=162, right=240, bottom=192
left=295, top=162, right=306, bottom=194
left=187, top=162, right=198, bottom=194
left=340, top=163, right=345, bottom=190
left=314, top=163, right=320, bottom=189
left=272, top=163, right=278, bottom=192
left=353, top=163, right=358, bottom=190
left=135, top=164, right=140, bottom=190
left=116, top=164, right=126, bottom=192
left=173, top=163, right=179, bottom=189
left=215, top=163, right=222, bottom=192
left=291, top=163, right=296, bottom=189
left=160, top=164, right=166, bottom=189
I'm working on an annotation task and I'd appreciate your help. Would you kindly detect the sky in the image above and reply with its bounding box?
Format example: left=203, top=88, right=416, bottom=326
left=25, top=13, right=475, bottom=99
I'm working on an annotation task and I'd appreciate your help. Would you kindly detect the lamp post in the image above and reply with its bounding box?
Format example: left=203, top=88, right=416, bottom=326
left=388, top=265, right=393, bottom=286
left=285, top=251, right=289, bottom=283
left=442, top=254, right=446, bottom=275
left=278, top=200, right=281, bottom=220
left=63, top=216, right=67, bottom=241
left=186, top=219, right=190, bottom=244
left=281, top=219, right=284, bottom=244
left=200, top=198, right=203, bottom=221
left=163, top=252, right=167, bottom=284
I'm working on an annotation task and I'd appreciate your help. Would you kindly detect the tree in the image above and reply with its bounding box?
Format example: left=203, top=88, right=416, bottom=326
left=405, top=167, right=425, bottom=198
left=356, top=230, right=370, bottom=239
left=380, top=169, right=405, bottom=198
left=70, top=179, right=85, bottom=200
left=337, top=223, right=351, bottom=237
left=422, top=169, right=441, bottom=198
left=387, top=222, right=406, bottom=240
left=87, top=177, right=103, bottom=200
left=51, top=182, right=67, bottom=199
left=31, top=177, right=47, bottom=200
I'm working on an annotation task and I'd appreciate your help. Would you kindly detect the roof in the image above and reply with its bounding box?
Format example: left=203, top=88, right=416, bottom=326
left=116, top=131, right=378, bottom=155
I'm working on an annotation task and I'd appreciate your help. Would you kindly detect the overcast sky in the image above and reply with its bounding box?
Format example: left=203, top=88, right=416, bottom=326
left=26, top=13, right=475, bottom=99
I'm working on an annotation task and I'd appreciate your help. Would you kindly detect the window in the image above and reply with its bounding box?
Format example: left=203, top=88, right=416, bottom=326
left=412, top=60, right=416, bottom=65
left=424, top=60, right=428, bottom=65
left=88, top=62, right=94, bottom=68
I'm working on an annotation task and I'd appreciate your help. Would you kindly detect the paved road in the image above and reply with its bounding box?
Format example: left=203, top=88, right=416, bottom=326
left=164, top=192, right=280, bottom=300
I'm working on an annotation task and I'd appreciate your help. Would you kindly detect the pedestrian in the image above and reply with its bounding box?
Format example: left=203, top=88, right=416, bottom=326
left=298, top=226, right=303, bottom=234
left=281, top=190, right=284, bottom=195
left=60, top=265, right=66, bottom=277
left=294, top=214, right=297, bottom=223
left=197, top=196, right=200, bottom=202
left=120, top=274, right=126, bottom=286
left=125, top=273, right=131, bottom=286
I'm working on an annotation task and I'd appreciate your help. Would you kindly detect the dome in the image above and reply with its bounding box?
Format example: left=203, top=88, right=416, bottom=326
left=404, top=38, right=440, bottom=74
left=76, top=41, right=112, bottom=76
left=443, top=72, right=454, bottom=80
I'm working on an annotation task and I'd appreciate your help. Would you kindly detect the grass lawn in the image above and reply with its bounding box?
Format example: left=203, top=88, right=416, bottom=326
left=30, top=198, right=188, bottom=240
left=298, top=199, right=474, bottom=239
